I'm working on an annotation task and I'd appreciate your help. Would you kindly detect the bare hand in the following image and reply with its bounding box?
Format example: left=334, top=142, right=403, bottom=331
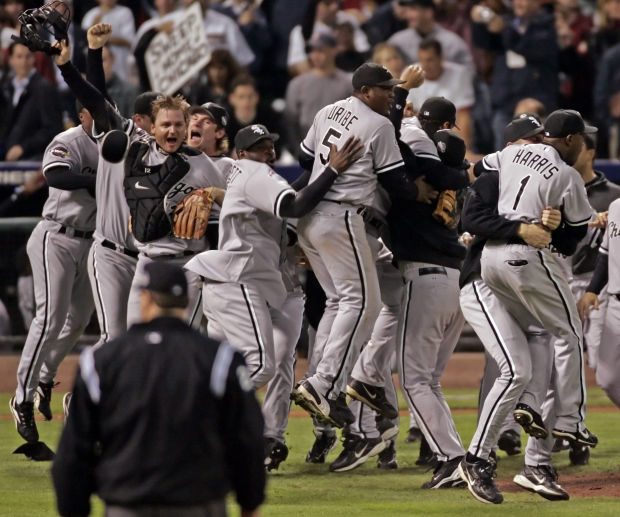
left=459, top=232, right=474, bottom=246
left=52, top=39, right=71, bottom=66
left=588, top=211, right=608, bottom=229
left=541, top=206, right=561, bottom=231
left=87, top=23, right=112, bottom=49
left=404, top=102, right=415, bottom=118
left=578, top=292, right=599, bottom=321
left=517, top=223, right=551, bottom=248
left=157, top=20, right=174, bottom=34
left=5, top=145, right=24, bottom=161
left=414, top=175, right=438, bottom=204
left=400, top=65, right=425, bottom=90
left=328, top=136, right=364, bottom=173
left=238, top=5, right=257, bottom=26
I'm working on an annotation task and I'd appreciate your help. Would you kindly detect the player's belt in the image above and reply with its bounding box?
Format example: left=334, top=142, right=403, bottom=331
left=419, top=266, right=447, bottom=276
left=58, top=225, right=94, bottom=239
left=147, top=250, right=197, bottom=260
left=101, top=239, right=139, bottom=259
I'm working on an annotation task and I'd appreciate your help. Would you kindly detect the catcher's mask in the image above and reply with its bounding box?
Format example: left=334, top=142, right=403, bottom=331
left=11, top=1, right=72, bottom=56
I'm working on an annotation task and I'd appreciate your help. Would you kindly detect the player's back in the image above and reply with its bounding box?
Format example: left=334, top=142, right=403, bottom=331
left=301, top=96, right=402, bottom=206
left=487, top=143, right=591, bottom=227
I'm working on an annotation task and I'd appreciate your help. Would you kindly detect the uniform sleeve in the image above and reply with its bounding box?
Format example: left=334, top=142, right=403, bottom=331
left=481, top=151, right=500, bottom=172
left=372, top=122, right=405, bottom=174
left=561, top=175, right=593, bottom=226
left=42, top=139, right=80, bottom=175
left=244, top=166, right=295, bottom=218
left=300, top=112, right=318, bottom=162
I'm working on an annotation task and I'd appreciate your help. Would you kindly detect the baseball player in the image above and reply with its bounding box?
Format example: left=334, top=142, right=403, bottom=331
left=185, top=125, right=363, bottom=392
left=10, top=106, right=98, bottom=443
left=578, top=198, right=620, bottom=407
left=291, top=63, right=428, bottom=428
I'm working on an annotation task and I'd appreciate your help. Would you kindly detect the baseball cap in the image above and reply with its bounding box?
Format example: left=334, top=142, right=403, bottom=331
left=139, top=262, right=188, bottom=307
left=235, top=124, right=279, bottom=151
left=133, top=91, right=164, bottom=117
left=418, top=96, right=457, bottom=126
left=189, top=102, right=229, bottom=128
left=398, top=0, right=435, bottom=8
left=352, top=63, right=405, bottom=90
left=306, top=33, right=338, bottom=51
left=503, top=113, right=544, bottom=144
left=543, top=109, right=597, bottom=138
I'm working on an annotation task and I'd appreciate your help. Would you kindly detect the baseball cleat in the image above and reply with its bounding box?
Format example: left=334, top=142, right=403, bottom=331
left=346, top=379, right=398, bottom=419
left=421, top=455, right=465, bottom=489
left=513, top=403, right=548, bottom=439
left=10, top=396, right=39, bottom=443
left=405, top=426, right=423, bottom=443
left=415, top=435, right=438, bottom=468
left=329, top=435, right=387, bottom=472
left=377, top=440, right=398, bottom=469
left=290, top=382, right=350, bottom=428
left=513, top=464, right=569, bottom=501
left=568, top=444, right=590, bottom=465
left=497, top=429, right=522, bottom=456
left=306, top=429, right=338, bottom=463
left=459, top=455, right=503, bottom=504
left=552, top=427, right=598, bottom=448
left=376, top=417, right=399, bottom=442
left=34, top=381, right=55, bottom=421
left=264, top=437, right=288, bottom=472
left=552, top=437, right=570, bottom=452
left=333, top=392, right=355, bottom=428
left=62, top=392, right=72, bottom=421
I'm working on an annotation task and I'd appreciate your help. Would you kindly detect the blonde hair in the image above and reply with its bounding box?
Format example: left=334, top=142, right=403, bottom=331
left=151, top=95, right=190, bottom=123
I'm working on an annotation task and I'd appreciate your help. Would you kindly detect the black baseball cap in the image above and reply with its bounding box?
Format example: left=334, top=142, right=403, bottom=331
left=352, top=63, right=405, bottom=90
left=140, top=262, right=188, bottom=308
left=543, top=109, right=597, bottom=138
left=189, top=102, right=229, bottom=128
left=418, top=96, right=457, bottom=125
left=306, top=33, right=338, bottom=51
left=504, top=113, right=544, bottom=144
left=235, top=124, right=279, bottom=151
left=133, top=91, right=164, bottom=117
left=398, top=0, right=435, bottom=8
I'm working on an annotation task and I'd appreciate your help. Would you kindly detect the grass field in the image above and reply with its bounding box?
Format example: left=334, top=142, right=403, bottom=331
left=1, top=390, right=619, bottom=516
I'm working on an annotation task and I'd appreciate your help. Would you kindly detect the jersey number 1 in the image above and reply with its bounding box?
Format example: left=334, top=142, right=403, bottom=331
left=512, top=175, right=531, bottom=210
left=319, top=128, right=342, bottom=165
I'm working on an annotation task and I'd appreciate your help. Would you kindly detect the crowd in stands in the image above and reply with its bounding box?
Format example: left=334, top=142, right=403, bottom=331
left=1, top=0, right=620, bottom=163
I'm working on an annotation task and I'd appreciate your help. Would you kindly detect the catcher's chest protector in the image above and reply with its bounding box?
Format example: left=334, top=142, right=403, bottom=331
left=124, top=142, right=190, bottom=242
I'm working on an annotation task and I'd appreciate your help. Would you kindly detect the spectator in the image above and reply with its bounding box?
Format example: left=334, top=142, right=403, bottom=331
left=287, top=0, right=370, bottom=76
left=134, top=0, right=180, bottom=47
left=81, top=0, right=136, bottom=83
left=52, top=262, right=266, bottom=517
left=407, top=38, right=475, bottom=146
left=226, top=74, right=285, bottom=154
left=285, top=33, right=352, bottom=155
left=471, top=0, right=558, bottom=150
left=334, top=20, right=369, bottom=71
left=187, top=49, right=242, bottom=106
left=101, top=46, right=137, bottom=118
left=361, top=0, right=407, bottom=47
left=514, top=97, right=547, bottom=119
left=388, top=0, right=473, bottom=67
left=591, top=0, right=620, bottom=59
left=371, top=42, right=407, bottom=79
left=0, top=42, right=62, bottom=161
left=594, top=43, right=620, bottom=158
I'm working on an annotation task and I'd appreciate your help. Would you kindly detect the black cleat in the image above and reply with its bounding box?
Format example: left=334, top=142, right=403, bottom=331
left=333, top=392, right=355, bottom=428
left=264, top=437, right=288, bottom=471
left=513, top=403, right=548, bottom=439
left=10, top=396, right=39, bottom=443
left=459, top=455, right=503, bottom=504
left=421, top=455, right=465, bottom=489
left=346, top=379, right=398, bottom=419
left=513, top=465, right=569, bottom=501
left=405, top=426, right=423, bottom=443
left=329, top=435, right=386, bottom=472
left=34, top=381, right=55, bottom=421
left=291, top=381, right=346, bottom=427
left=377, top=440, right=398, bottom=470
left=415, top=435, right=438, bottom=468
left=552, top=437, right=570, bottom=452
left=497, top=429, right=522, bottom=456
left=569, top=444, right=590, bottom=465
left=552, top=427, right=598, bottom=448
left=488, top=450, right=498, bottom=472
left=306, top=429, right=338, bottom=463
left=376, top=417, right=399, bottom=442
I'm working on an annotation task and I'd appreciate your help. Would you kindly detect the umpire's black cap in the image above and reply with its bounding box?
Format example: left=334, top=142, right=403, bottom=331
left=235, top=124, right=279, bottom=151
left=352, top=63, right=405, bottom=90
left=140, top=262, right=188, bottom=308
left=503, top=113, right=544, bottom=144
left=190, top=102, right=229, bottom=128
left=544, top=109, right=597, bottom=138
left=133, top=91, right=164, bottom=117
left=418, top=96, right=457, bottom=126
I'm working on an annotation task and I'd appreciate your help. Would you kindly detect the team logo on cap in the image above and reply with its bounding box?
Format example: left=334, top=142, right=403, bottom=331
left=437, top=141, right=447, bottom=153
left=251, top=125, right=265, bottom=135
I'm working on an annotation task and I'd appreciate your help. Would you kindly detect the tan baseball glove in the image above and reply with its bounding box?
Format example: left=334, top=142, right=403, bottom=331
left=173, top=187, right=215, bottom=239
left=432, top=189, right=457, bottom=227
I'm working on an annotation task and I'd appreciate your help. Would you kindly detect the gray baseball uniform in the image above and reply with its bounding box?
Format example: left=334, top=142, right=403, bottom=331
left=185, top=158, right=296, bottom=388
left=16, top=126, right=98, bottom=403
left=481, top=143, right=592, bottom=432
left=297, top=96, right=403, bottom=400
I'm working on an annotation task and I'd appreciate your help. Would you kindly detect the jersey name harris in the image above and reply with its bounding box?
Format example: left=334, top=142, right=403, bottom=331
left=511, top=147, right=558, bottom=180
left=326, top=105, right=359, bottom=131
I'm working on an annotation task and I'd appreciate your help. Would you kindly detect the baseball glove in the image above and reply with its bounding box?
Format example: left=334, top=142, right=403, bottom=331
left=432, top=189, right=457, bottom=227
left=173, top=187, right=214, bottom=239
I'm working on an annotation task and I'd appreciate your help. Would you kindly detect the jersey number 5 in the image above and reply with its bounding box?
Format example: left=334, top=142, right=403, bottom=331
left=512, top=175, right=531, bottom=210
left=319, top=128, right=342, bottom=165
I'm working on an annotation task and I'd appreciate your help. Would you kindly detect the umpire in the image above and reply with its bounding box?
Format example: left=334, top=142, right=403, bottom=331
left=52, top=262, right=265, bottom=517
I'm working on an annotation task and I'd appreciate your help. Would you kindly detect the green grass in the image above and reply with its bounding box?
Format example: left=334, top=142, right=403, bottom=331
left=1, top=392, right=619, bottom=516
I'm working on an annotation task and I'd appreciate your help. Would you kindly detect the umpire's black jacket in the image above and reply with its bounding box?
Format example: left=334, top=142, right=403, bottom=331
left=52, top=316, right=265, bottom=516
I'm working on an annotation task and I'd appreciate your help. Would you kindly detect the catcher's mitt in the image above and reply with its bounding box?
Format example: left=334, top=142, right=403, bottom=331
left=173, top=187, right=214, bottom=239
left=11, top=1, right=71, bottom=56
left=432, top=189, right=457, bottom=227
